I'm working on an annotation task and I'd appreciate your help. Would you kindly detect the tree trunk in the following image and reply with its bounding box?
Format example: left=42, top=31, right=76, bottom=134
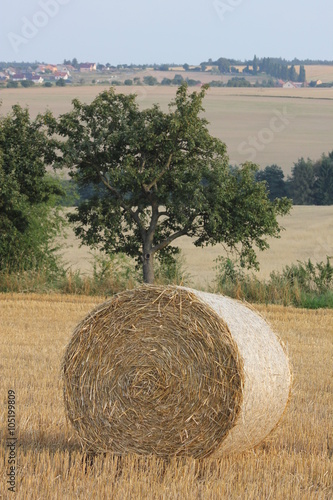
left=142, top=251, right=154, bottom=284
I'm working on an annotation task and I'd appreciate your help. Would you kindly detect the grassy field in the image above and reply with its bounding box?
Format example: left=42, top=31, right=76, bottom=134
left=0, top=86, right=332, bottom=174
left=60, top=205, right=333, bottom=289
left=0, top=294, right=332, bottom=498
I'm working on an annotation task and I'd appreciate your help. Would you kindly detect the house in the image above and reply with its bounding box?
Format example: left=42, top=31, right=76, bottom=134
left=31, top=75, right=44, bottom=84
left=283, top=81, right=297, bottom=89
left=56, top=65, right=72, bottom=75
left=0, top=71, right=9, bottom=81
left=79, top=63, right=96, bottom=72
left=12, top=73, right=26, bottom=81
left=36, top=64, right=57, bottom=74
left=276, top=79, right=285, bottom=87
left=54, top=71, right=69, bottom=80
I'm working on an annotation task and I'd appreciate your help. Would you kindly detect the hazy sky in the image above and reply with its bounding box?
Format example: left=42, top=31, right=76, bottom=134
left=1, top=0, right=332, bottom=64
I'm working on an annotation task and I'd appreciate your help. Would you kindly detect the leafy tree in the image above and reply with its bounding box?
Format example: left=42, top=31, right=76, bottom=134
left=287, top=158, right=315, bottom=204
left=216, top=58, right=230, bottom=73
left=313, top=152, right=333, bottom=205
left=161, top=77, right=172, bottom=86
left=43, top=81, right=53, bottom=87
left=56, top=78, right=66, bottom=87
left=7, top=81, right=19, bottom=88
left=47, top=84, right=291, bottom=283
left=21, top=80, right=35, bottom=88
left=183, top=63, right=190, bottom=71
left=256, top=165, right=288, bottom=201
left=288, top=65, right=298, bottom=82
left=227, top=77, right=251, bottom=87
left=298, top=65, right=306, bottom=83
left=0, top=105, right=65, bottom=272
left=253, top=55, right=258, bottom=75
left=172, top=74, right=184, bottom=85
left=124, top=79, right=133, bottom=86
left=143, top=76, right=158, bottom=86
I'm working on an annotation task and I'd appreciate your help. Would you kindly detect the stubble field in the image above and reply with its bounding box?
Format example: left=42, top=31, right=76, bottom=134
left=0, top=294, right=332, bottom=498
left=0, top=85, right=332, bottom=174
left=1, top=84, right=332, bottom=497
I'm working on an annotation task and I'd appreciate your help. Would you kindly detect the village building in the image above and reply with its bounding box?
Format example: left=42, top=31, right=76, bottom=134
left=79, top=63, right=97, bottom=72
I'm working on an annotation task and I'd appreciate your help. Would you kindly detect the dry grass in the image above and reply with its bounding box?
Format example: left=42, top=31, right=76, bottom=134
left=0, top=86, right=332, bottom=173
left=0, top=294, right=332, bottom=499
left=60, top=205, right=333, bottom=289
left=303, top=65, right=333, bottom=83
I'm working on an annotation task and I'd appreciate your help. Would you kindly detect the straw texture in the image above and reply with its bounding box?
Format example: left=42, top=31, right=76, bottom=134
left=62, top=285, right=291, bottom=458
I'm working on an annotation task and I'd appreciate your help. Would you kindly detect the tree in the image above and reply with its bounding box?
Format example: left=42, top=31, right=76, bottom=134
left=7, top=81, right=19, bottom=88
left=56, top=78, right=66, bottom=87
left=161, top=77, right=172, bottom=86
left=287, top=158, right=315, bottom=204
left=216, top=58, right=230, bottom=73
left=313, top=152, right=333, bottom=205
left=172, top=74, right=184, bottom=85
left=253, top=55, right=258, bottom=75
left=47, top=84, right=291, bottom=283
left=298, top=65, right=306, bottom=83
left=0, top=105, right=64, bottom=272
left=21, top=80, right=35, bottom=88
left=288, top=65, right=298, bottom=82
left=143, top=76, right=158, bottom=86
left=256, top=165, right=288, bottom=201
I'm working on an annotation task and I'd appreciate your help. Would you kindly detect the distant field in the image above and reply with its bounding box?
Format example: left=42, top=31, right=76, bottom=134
left=0, top=86, right=332, bottom=173
left=303, top=64, right=333, bottom=82
left=1, top=295, right=332, bottom=498
left=61, top=206, right=333, bottom=289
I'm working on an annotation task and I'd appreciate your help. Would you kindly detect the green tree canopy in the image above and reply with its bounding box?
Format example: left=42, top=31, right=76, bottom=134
left=0, top=105, right=64, bottom=272
left=313, top=152, right=333, bottom=205
left=287, top=158, right=315, bottom=204
left=256, top=165, right=288, bottom=201
left=47, top=84, right=291, bottom=283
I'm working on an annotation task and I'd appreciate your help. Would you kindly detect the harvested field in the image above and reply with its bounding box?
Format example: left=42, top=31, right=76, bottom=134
left=0, top=294, right=332, bottom=498
left=0, top=86, right=332, bottom=173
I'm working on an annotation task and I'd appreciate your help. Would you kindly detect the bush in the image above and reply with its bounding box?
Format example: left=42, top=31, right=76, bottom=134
left=214, top=256, right=333, bottom=308
left=21, top=80, right=35, bottom=88
left=7, top=81, right=19, bottom=88
left=154, top=252, right=191, bottom=286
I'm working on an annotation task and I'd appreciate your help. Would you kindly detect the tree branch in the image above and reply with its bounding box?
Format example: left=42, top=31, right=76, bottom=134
left=91, top=163, right=145, bottom=235
left=142, top=153, right=173, bottom=192
left=151, top=227, right=189, bottom=254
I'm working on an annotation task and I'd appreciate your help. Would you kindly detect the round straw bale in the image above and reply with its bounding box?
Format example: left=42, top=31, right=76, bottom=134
left=62, top=285, right=291, bottom=458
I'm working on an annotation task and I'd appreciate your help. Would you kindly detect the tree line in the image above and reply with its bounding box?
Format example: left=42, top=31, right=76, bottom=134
left=256, top=154, right=333, bottom=204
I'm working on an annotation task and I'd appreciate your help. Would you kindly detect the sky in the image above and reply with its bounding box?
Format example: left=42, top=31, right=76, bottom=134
left=1, top=0, right=332, bottom=64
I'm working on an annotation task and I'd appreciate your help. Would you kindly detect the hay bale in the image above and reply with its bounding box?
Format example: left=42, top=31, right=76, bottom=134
left=62, top=285, right=291, bottom=458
